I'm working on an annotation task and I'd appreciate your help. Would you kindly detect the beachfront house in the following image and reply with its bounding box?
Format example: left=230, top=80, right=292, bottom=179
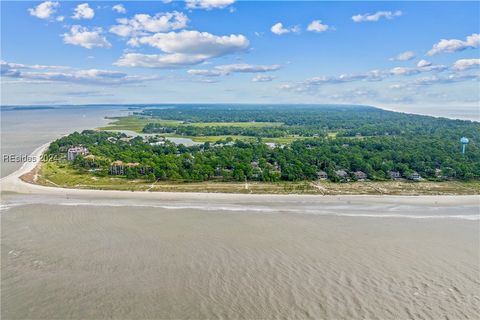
left=110, top=161, right=144, bottom=175
left=110, top=160, right=125, bottom=175
left=317, top=171, right=328, bottom=180
left=408, top=172, right=422, bottom=181
left=354, top=171, right=368, bottom=181
left=388, top=170, right=401, bottom=180
left=335, top=169, right=349, bottom=182
left=67, top=146, right=88, bottom=161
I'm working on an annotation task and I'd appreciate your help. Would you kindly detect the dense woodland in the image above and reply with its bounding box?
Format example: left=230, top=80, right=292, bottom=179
left=47, top=105, right=480, bottom=182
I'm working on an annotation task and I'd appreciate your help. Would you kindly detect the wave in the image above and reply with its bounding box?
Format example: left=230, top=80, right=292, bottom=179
left=2, top=199, right=478, bottom=220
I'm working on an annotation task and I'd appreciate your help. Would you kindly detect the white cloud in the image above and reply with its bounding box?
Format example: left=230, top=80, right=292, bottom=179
left=417, top=59, right=432, bottom=68
left=453, top=58, right=480, bottom=71
left=352, top=10, right=402, bottom=23
left=216, top=63, right=280, bottom=74
left=1, top=60, right=156, bottom=86
left=109, top=11, right=188, bottom=37
left=72, top=3, right=95, bottom=20
left=280, top=60, right=454, bottom=93
left=414, top=74, right=479, bottom=86
left=271, top=22, right=300, bottom=35
left=117, top=30, right=249, bottom=68
left=389, top=51, right=415, bottom=61
left=28, top=1, right=59, bottom=20
left=112, top=4, right=126, bottom=14
left=1, top=60, right=68, bottom=71
left=306, top=20, right=330, bottom=33
left=62, top=25, right=111, bottom=49
left=427, top=33, right=480, bottom=56
left=188, top=63, right=281, bottom=76
left=252, top=75, right=275, bottom=82
left=56, top=15, right=65, bottom=22
left=389, top=67, right=419, bottom=76
left=115, top=53, right=210, bottom=68
left=188, top=69, right=223, bottom=77
left=185, top=0, right=235, bottom=10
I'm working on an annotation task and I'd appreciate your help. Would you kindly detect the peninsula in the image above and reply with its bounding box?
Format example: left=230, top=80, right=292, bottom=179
left=31, top=105, right=479, bottom=195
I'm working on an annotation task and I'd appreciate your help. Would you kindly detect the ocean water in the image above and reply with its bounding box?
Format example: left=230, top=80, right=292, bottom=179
left=1, top=203, right=479, bottom=319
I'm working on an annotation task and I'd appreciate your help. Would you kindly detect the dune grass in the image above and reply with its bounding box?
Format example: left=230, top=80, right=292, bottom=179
left=37, top=161, right=480, bottom=195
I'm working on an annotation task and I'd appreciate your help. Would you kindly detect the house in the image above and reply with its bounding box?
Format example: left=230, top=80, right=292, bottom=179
left=109, top=161, right=142, bottom=175
left=335, top=170, right=349, bottom=181
left=251, top=161, right=260, bottom=169
left=409, top=172, right=422, bottom=181
left=110, top=160, right=125, bottom=175
left=67, top=146, right=88, bottom=161
left=265, top=142, right=285, bottom=149
left=150, top=141, right=165, bottom=146
left=388, top=170, right=401, bottom=179
left=126, top=162, right=140, bottom=168
left=354, top=171, right=367, bottom=181
left=107, top=137, right=117, bottom=143
left=317, top=171, right=328, bottom=180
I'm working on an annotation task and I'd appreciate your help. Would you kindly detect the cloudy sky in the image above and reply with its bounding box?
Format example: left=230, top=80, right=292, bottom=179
left=1, top=1, right=479, bottom=116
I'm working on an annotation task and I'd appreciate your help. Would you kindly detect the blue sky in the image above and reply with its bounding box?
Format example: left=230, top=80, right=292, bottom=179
left=1, top=1, right=479, bottom=115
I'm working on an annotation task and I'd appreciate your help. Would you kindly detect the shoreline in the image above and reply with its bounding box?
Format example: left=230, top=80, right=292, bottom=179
left=1, top=141, right=479, bottom=206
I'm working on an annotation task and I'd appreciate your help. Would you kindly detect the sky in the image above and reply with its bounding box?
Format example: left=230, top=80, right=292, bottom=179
left=1, top=1, right=479, bottom=116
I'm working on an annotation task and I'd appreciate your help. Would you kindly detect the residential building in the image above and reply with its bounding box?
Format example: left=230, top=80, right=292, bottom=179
left=317, top=171, right=328, bottom=180
left=409, top=172, right=422, bottom=181
left=388, top=170, right=401, bottom=179
left=354, top=171, right=367, bottom=181
left=67, top=146, right=88, bottom=161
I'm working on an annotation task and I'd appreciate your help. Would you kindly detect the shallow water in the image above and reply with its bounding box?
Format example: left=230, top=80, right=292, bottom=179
left=2, top=203, right=479, bottom=319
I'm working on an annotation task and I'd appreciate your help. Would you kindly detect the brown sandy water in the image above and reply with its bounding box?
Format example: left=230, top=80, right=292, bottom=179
left=2, top=203, right=479, bottom=319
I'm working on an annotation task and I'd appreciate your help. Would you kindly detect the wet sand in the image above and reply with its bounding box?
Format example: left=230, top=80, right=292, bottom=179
left=2, top=203, right=479, bottom=319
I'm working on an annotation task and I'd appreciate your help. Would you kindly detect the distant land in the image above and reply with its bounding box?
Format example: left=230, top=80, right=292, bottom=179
left=1, top=103, right=479, bottom=122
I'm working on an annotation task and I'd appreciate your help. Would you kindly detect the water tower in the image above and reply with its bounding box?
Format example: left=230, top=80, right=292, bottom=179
left=460, top=137, right=469, bottom=154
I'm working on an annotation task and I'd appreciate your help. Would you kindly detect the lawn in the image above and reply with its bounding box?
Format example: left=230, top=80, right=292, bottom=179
left=37, top=161, right=480, bottom=195
left=97, top=116, right=304, bottom=144
left=98, top=116, right=182, bottom=132
left=98, top=116, right=283, bottom=133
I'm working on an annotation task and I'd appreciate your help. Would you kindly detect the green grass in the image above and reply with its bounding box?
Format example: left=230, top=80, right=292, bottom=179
left=37, top=161, right=152, bottom=191
left=98, top=116, right=283, bottom=133
left=37, top=161, right=480, bottom=195
left=98, top=116, right=182, bottom=132
left=97, top=116, right=304, bottom=144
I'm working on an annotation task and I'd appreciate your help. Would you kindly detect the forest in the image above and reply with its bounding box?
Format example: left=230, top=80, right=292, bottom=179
left=46, top=105, right=480, bottom=183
